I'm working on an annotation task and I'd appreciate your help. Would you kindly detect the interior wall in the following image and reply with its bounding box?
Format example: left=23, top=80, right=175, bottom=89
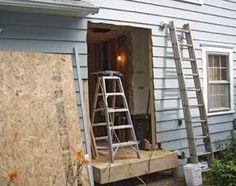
left=131, top=29, right=151, bottom=114
left=0, top=51, right=88, bottom=185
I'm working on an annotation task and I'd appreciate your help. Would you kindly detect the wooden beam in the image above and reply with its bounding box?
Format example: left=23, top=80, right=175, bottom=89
left=92, top=150, right=178, bottom=184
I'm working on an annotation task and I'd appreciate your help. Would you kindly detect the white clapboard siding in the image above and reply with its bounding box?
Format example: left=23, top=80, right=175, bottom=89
left=87, top=0, right=236, bottom=156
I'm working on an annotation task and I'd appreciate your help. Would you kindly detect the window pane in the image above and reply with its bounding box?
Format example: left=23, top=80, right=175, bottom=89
left=208, top=84, right=229, bottom=110
left=221, top=69, right=227, bottom=80
left=221, top=56, right=228, bottom=67
left=213, top=68, right=221, bottom=80
left=213, top=55, right=220, bottom=67
left=208, top=55, right=214, bottom=67
left=208, top=67, right=213, bottom=81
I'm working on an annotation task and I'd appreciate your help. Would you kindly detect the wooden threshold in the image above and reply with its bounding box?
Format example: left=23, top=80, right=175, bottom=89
left=92, top=148, right=178, bottom=184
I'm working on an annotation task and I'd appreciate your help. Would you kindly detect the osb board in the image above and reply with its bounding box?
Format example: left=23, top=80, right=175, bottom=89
left=0, top=51, right=88, bottom=185
left=92, top=149, right=178, bottom=184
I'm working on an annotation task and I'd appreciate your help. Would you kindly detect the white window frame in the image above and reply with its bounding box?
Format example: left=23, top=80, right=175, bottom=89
left=179, top=0, right=203, bottom=5
left=202, top=43, right=234, bottom=116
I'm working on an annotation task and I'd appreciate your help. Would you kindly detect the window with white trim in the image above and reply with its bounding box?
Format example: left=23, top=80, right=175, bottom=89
left=202, top=44, right=234, bottom=115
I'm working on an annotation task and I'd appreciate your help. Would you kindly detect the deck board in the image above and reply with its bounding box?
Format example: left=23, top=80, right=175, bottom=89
left=92, top=149, right=178, bottom=184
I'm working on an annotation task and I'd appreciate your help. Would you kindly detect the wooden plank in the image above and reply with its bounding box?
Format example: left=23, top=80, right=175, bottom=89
left=92, top=149, right=178, bottom=184
left=0, top=51, right=88, bottom=185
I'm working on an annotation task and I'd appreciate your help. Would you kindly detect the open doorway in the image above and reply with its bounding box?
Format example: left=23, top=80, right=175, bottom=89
left=87, top=22, right=156, bottom=146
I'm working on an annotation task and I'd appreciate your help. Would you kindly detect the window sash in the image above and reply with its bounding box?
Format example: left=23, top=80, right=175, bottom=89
left=207, top=54, right=230, bottom=113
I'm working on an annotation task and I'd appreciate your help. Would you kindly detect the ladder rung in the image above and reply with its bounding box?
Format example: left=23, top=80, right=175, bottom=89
left=94, top=108, right=105, bottom=112
left=112, top=141, right=137, bottom=148
left=189, top=104, right=204, bottom=109
left=179, top=44, right=193, bottom=47
left=97, top=93, right=103, bottom=96
left=97, top=146, right=109, bottom=150
left=93, top=122, right=107, bottom=127
left=184, top=73, right=199, bottom=77
left=108, top=108, right=128, bottom=113
left=182, top=58, right=196, bottom=61
left=195, top=135, right=208, bottom=139
left=95, top=136, right=108, bottom=141
left=106, top=92, right=124, bottom=97
left=103, top=76, right=120, bottom=80
left=110, top=125, right=132, bottom=130
left=186, top=88, right=201, bottom=91
left=198, top=151, right=212, bottom=156
left=192, top=119, right=207, bottom=124
left=176, top=28, right=190, bottom=33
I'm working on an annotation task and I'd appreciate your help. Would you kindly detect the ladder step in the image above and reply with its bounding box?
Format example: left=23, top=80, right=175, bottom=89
left=192, top=119, right=207, bottom=124
left=182, top=58, right=196, bottom=61
left=112, top=141, right=138, bottom=148
left=179, top=44, right=193, bottom=47
left=189, top=104, right=204, bottom=109
left=106, top=92, right=124, bottom=97
left=184, top=73, right=199, bottom=77
left=110, top=125, right=132, bottom=130
left=93, top=122, right=107, bottom=127
left=195, top=135, right=208, bottom=139
left=198, top=151, right=212, bottom=156
left=97, top=93, right=103, bottom=96
left=108, top=108, right=128, bottom=113
left=186, top=88, right=201, bottom=92
left=94, top=108, right=105, bottom=112
left=103, top=76, right=120, bottom=80
left=176, top=28, right=190, bottom=33
left=97, top=146, right=109, bottom=150
left=95, top=136, right=108, bottom=141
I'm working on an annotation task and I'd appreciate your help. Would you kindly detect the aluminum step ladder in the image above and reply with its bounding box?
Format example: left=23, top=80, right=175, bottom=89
left=91, top=71, right=140, bottom=162
left=168, top=21, right=214, bottom=165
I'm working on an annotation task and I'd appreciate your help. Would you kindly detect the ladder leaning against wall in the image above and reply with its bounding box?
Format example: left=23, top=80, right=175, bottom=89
left=168, top=21, right=214, bottom=166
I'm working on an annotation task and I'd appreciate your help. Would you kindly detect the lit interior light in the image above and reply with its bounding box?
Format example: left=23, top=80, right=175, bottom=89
left=117, top=55, right=122, bottom=61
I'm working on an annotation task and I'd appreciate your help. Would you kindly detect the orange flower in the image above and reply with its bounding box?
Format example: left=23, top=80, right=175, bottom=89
left=81, top=158, right=90, bottom=166
left=8, top=171, right=18, bottom=181
left=75, top=150, right=84, bottom=159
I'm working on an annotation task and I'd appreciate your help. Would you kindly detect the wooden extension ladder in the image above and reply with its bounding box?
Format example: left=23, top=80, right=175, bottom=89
left=91, top=71, right=140, bottom=162
left=168, top=21, right=214, bottom=165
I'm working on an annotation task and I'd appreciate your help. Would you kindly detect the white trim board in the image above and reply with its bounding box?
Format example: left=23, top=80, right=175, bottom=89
left=202, top=44, right=234, bottom=116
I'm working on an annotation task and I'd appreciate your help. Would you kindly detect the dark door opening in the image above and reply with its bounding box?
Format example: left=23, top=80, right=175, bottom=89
left=87, top=22, right=156, bottom=146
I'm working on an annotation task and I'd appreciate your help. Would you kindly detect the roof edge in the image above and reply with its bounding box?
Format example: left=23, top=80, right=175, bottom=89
left=0, top=0, right=99, bottom=17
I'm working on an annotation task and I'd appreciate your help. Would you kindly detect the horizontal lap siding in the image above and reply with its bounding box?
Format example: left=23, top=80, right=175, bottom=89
left=0, top=11, right=88, bottom=151
left=88, top=0, right=236, bottom=154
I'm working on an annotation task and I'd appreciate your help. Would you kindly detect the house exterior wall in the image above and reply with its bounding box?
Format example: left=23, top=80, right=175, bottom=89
left=86, top=0, right=236, bottom=156
left=0, top=10, right=89, bottom=151
left=0, top=0, right=236, bottom=158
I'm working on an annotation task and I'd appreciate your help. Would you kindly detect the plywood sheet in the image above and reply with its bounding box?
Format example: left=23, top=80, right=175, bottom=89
left=0, top=51, right=88, bottom=185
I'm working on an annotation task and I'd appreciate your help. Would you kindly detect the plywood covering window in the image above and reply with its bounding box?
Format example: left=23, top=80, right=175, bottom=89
left=202, top=45, right=234, bottom=115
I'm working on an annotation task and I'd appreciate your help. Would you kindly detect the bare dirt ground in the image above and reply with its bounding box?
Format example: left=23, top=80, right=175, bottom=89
left=97, top=172, right=186, bottom=186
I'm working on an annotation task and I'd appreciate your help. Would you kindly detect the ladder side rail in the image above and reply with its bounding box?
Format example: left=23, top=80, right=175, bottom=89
left=91, top=77, right=101, bottom=126
left=169, top=22, right=198, bottom=163
left=184, top=24, right=214, bottom=160
left=101, top=77, right=115, bottom=162
left=117, top=78, right=140, bottom=157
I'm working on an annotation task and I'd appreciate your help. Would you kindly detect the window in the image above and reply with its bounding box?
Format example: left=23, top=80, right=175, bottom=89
left=202, top=44, right=234, bottom=115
